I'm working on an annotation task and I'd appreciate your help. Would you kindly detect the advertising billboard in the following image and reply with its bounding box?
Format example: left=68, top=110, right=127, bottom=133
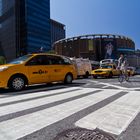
left=101, top=38, right=117, bottom=59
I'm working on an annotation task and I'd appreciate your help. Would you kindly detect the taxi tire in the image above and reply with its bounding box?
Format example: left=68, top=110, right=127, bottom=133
left=8, top=76, right=26, bottom=91
left=108, top=72, right=113, bottom=78
left=93, top=75, right=97, bottom=79
left=64, top=74, right=73, bottom=84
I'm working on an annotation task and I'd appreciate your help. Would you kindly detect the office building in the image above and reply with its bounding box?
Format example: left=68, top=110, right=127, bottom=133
left=0, top=0, right=51, bottom=61
left=50, top=19, right=65, bottom=47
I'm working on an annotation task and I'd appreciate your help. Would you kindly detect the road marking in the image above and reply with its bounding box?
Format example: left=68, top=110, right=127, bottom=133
left=89, top=80, right=128, bottom=90
left=0, top=87, right=80, bottom=104
left=75, top=91, right=140, bottom=135
left=0, top=88, right=98, bottom=117
left=0, top=89, right=121, bottom=140
left=134, top=75, right=140, bottom=78
left=102, top=85, right=109, bottom=88
left=88, top=79, right=140, bottom=91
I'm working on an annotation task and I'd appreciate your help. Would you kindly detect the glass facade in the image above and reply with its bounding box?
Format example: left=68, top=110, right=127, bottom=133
left=0, top=0, right=16, bottom=61
left=25, top=0, right=51, bottom=53
left=0, top=0, right=51, bottom=61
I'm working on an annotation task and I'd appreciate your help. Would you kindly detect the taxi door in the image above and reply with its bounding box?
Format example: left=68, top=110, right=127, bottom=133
left=47, top=55, right=68, bottom=82
left=25, top=55, right=50, bottom=84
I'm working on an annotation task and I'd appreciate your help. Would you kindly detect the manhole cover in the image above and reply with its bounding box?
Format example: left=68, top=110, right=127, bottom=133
left=53, top=128, right=115, bottom=140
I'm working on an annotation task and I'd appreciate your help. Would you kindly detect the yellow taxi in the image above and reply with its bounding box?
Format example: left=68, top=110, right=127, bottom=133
left=91, top=64, right=120, bottom=78
left=0, top=53, right=77, bottom=91
left=127, top=66, right=136, bottom=76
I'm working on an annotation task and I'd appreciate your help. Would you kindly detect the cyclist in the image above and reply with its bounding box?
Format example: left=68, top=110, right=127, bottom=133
left=118, top=53, right=128, bottom=74
left=117, top=53, right=130, bottom=83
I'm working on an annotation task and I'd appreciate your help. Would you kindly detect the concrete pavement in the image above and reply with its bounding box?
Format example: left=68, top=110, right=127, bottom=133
left=0, top=76, right=140, bottom=140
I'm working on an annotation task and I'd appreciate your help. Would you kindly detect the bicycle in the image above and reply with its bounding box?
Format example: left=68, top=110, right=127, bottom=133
left=118, top=70, right=129, bottom=83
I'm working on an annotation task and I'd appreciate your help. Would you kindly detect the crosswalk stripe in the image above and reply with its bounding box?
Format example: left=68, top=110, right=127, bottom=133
left=0, top=85, right=66, bottom=98
left=0, top=87, right=80, bottom=105
left=0, top=88, right=98, bottom=117
left=75, top=91, right=140, bottom=135
left=88, top=80, right=128, bottom=90
left=0, top=89, right=121, bottom=140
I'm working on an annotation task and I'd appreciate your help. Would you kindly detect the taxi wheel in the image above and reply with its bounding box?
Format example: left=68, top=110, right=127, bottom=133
left=64, top=74, right=73, bottom=84
left=108, top=72, right=113, bottom=78
left=93, top=75, right=97, bottom=79
left=9, top=76, right=26, bottom=91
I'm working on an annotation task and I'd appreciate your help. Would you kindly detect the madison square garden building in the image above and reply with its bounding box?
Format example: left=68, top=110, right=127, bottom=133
left=0, top=0, right=51, bottom=61
left=54, top=34, right=135, bottom=61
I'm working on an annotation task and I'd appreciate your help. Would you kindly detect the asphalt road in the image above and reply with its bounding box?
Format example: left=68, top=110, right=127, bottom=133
left=0, top=75, right=140, bottom=140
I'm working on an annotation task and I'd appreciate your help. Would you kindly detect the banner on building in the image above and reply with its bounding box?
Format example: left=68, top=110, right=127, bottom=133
left=88, top=40, right=93, bottom=51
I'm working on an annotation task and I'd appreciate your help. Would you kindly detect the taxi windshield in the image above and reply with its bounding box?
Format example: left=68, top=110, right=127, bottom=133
left=8, top=55, right=33, bottom=64
left=101, top=65, right=112, bottom=69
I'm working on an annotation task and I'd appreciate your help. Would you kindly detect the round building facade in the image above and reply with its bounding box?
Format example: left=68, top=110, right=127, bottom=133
left=53, top=34, right=135, bottom=61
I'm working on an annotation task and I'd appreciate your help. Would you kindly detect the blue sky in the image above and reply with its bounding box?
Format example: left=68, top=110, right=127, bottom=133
left=50, top=0, right=140, bottom=49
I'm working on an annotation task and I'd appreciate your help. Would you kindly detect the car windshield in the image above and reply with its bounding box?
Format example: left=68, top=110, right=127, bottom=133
left=101, top=65, right=112, bottom=69
left=8, top=55, right=33, bottom=64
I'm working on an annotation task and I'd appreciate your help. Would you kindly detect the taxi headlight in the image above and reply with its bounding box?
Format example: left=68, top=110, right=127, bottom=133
left=0, top=66, right=9, bottom=72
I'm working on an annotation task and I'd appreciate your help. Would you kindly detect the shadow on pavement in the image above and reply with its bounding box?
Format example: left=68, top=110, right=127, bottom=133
left=0, top=81, right=86, bottom=96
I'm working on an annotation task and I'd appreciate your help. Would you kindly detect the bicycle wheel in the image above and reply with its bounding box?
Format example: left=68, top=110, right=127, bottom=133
left=125, top=74, right=129, bottom=82
left=118, top=74, right=125, bottom=83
